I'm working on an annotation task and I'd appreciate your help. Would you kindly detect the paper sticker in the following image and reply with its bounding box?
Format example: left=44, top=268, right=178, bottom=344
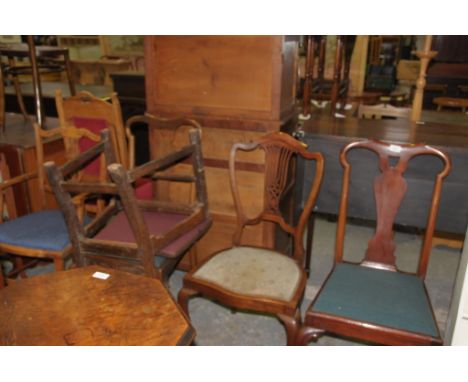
left=92, top=271, right=110, bottom=280
left=389, top=144, right=402, bottom=153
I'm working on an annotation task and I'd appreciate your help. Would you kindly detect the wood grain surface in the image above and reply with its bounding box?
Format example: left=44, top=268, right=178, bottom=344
left=0, top=266, right=194, bottom=345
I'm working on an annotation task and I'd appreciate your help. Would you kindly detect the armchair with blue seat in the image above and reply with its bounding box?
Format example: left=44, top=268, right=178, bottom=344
left=297, top=139, right=451, bottom=345
left=0, top=122, right=105, bottom=283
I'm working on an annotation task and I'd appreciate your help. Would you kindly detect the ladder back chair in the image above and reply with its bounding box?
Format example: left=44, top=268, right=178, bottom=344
left=55, top=89, right=127, bottom=170
left=178, top=132, right=324, bottom=345
left=46, top=128, right=211, bottom=283
left=297, top=139, right=451, bottom=345
left=123, top=113, right=210, bottom=201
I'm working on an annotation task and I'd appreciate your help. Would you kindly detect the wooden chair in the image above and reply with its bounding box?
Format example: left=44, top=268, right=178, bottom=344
left=178, top=132, right=324, bottom=345
left=46, top=128, right=212, bottom=283
left=0, top=122, right=104, bottom=279
left=55, top=89, right=127, bottom=169
left=123, top=113, right=208, bottom=201
left=0, top=153, right=23, bottom=284
left=297, top=140, right=451, bottom=346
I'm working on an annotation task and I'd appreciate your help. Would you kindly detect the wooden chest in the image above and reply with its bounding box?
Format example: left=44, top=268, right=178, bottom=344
left=144, top=36, right=299, bottom=267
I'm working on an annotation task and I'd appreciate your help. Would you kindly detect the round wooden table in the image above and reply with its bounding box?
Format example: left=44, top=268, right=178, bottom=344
left=0, top=266, right=194, bottom=345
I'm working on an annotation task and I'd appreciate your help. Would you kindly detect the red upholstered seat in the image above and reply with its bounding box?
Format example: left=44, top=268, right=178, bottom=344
left=94, top=210, right=210, bottom=257
left=134, top=178, right=153, bottom=200
left=73, top=117, right=108, bottom=177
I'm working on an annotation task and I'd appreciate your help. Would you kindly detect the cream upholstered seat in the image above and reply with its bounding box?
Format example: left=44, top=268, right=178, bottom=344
left=192, top=247, right=302, bottom=302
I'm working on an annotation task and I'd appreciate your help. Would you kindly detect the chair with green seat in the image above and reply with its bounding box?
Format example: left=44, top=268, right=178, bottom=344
left=297, top=139, right=451, bottom=346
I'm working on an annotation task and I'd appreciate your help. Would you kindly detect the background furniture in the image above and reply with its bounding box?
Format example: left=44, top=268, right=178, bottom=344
left=0, top=265, right=194, bottom=345
left=178, top=132, right=324, bottom=345
left=144, top=36, right=300, bottom=268
left=434, top=97, right=468, bottom=113
left=0, top=41, right=75, bottom=130
left=297, top=140, right=450, bottom=345
left=424, top=36, right=468, bottom=109
left=301, top=36, right=356, bottom=116
left=297, top=115, right=468, bottom=236
left=358, top=103, right=411, bottom=119
left=0, top=115, right=64, bottom=215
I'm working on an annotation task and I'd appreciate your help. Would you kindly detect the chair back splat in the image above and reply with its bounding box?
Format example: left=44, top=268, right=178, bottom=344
left=336, top=140, right=451, bottom=276
left=230, top=132, right=324, bottom=265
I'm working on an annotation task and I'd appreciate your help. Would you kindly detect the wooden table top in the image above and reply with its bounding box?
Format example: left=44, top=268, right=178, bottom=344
left=301, top=113, right=468, bottom=150
left=433, top=97, right=468, bottom=107
left=0, top=266, right=194, bottom=345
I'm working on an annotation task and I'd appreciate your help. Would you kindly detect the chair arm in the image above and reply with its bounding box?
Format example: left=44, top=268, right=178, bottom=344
left=0, top=171, right=38, bottom=191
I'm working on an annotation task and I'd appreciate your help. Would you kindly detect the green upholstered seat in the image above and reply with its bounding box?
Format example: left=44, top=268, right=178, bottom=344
left=192, top=246, right=303, bottom=302
left=312, top=263, right=439, bottom=338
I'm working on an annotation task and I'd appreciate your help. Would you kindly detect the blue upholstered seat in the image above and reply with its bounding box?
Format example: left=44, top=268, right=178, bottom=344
left=0, top=210, right=72, bottom=252
left=312, top=263, right=439, bottom=338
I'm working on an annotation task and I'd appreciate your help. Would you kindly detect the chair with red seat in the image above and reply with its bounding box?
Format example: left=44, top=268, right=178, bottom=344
left=46, top=127, right=211, bottom=283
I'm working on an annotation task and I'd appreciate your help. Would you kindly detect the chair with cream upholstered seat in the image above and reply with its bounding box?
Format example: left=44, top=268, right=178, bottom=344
left=178, top=132, right=324, bottom=345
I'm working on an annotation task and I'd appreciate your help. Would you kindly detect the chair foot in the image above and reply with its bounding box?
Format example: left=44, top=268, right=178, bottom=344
left=177, top=286, right=199, bottom=317
left=278, top=309, right=301, bottom=346
left=53, top=257, right=65, bottom=271
left=296, top=326, right=325, bottom=346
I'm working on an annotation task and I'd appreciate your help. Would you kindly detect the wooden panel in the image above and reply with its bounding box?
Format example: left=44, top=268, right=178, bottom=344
left=23, top=139, right=66, bottom=212
left=146, top=36, right=278, bottom=119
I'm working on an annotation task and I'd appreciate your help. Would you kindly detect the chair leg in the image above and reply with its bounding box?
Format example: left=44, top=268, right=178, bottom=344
left=14, top=257, right=27, bottom=278
left=53, top=257, right=65, bottom=271
left=0, top=67, right=5, bottom=134
left=277, top=309, right=301, bottom=346
left=177, top=286, right=200, bottom=317
left=296, top=326, right=325, bottom=346
left=9, top=69, right=29, bottom=122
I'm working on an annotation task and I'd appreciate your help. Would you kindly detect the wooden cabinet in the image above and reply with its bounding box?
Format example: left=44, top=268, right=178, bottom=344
left=0, top=115, right=65, bottom=215
left=144, top=36, right=299, bottom=268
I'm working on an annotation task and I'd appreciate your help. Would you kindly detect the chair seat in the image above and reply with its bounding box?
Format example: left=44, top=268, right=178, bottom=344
left=0, top=210, right=72, bottom=252
left=134, top=178, right=153, bottom=200
left=191, top=247, right=303, bottom=302
left=310, top=263, right=439, bottom=338
left=94, top=210, right=210, bottom=258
